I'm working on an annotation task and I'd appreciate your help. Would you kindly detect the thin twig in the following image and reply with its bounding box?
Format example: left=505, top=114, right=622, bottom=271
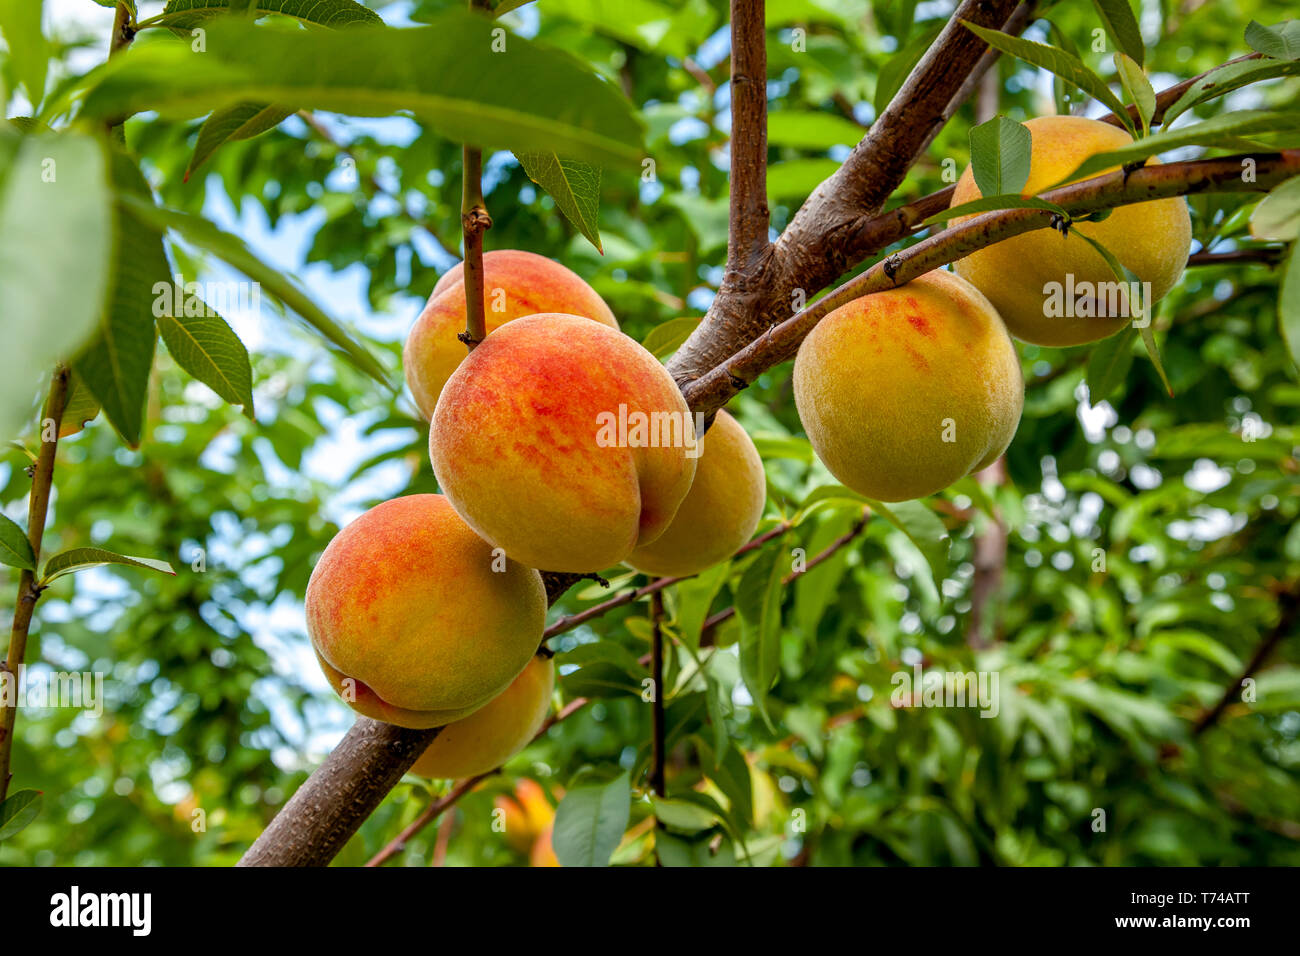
left=0, top=366, right=70, bottom=802
left=1186, top=247, right=1286, bottom=268
left=458, top=145, right=492, bottom=350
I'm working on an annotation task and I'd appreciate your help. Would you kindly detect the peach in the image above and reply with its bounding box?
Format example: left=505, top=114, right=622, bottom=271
left=410, top=655, right=554, bottom=779
left=430, top=313, right=698, bottom=572
left=306, top=494, right=546, bottom=729
left=951, top=115, right=1192, bottom=346
left=792, top=269, right=1023, bottom=502
left=404, top=250, right=618, bottom=418
left=495, top=778, right=554, bottom=853
left=625, top=409, right=766, bottom=577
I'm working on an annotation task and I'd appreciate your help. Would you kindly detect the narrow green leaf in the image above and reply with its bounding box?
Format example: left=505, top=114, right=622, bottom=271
left=1161, top=59, right=1300, bottom=127
left=0, top=789, right=42, bottom=841
left=0, top=0, right=49, bottom=106
left=0, top=513, right=35, bottom=571
left=41, top=547, right=176, bottom=584
left=1281, top=244, right=1300, bottom=373
left=924, top=194, right=1068, bottom=227
left=1250, top=176, right=1300, bottom=241
left=673, top=559, right=730, bottom=647
left=157, top=308, right=254, bottom=415
left=0, top=130, right=112, bottom=441
left=649, top=795, right=718, bottom=833
left=79, top=14, right=645, bottom=169
left=969, top=116, right=1032, bottom=198
left=640, top=316, right=701, bottom=358
left=1245, top=20, right=1300, bottom=61
left=1060, top=110, right=1300, bottom=184
left=552, top=772, right=631, bottom=867
left=1085, top=323, right=1137, bottom=401
left=1075, top=231, right=1171, bottom=395
left=1113, top=52, right=1155, bottom=136
left=515, top=151, right=603, bottom=253
left=1091, top=0, right=1145, bottom=66
left=961, top=21, right=1133, bottom=134
left=186, top=102, right=295, bottom=181
left=153, top=0, right=383, bottom=29
left=74, top=153, right=166, bottom=446
left=865, top=499, right=948, bottom=587
left=119, top=194, right=392, bottom=388
left=736, top=538, right=787, bottom=727
left=60, top=371, right=101, bottom=437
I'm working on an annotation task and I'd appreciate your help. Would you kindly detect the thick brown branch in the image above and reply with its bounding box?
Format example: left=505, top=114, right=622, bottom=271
left=681, top=151, right=1300, bottom=419
left=726, top=0, right=770, bottom=265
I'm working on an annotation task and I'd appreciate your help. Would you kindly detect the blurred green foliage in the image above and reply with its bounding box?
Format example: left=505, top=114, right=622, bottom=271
left=1, top=0, right=1299, bottom=866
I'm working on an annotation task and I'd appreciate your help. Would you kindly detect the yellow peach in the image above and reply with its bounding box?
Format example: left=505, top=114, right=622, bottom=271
left=430, top=313, right=698, bottom=572
left=625, top=409, right=766, bottom=577
left=410, top=655, right=554, bottom=779
left=951, top=115, right=1191, bottom=346
left=306, top=494, right=545, bottom=729
left=792, top=270, right=1022, bottom=502
left=404, top=250, right=618, bottom=419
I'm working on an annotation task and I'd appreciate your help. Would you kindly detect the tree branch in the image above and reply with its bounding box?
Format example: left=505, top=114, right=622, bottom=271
left=0, top=366, right=70, bottom=803
left=1193, top=585, right=1300, bottom=737
left=726, top=0, right=770, bottom=266
left=458, top=145, right=492, bottom=350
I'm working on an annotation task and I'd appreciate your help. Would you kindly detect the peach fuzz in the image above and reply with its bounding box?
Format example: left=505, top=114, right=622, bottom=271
left=626, top=409, right=767, bottom=578
left=430, top=313, right=697, bottom=573
left=306, top=494, right=545, bottom=729
left=951, top=115, right=1191, bottom=347
left=410, top=655, right=554, bottom=779
left=404, top=250, right=618, bottom=419
left=792, top=269, right=1023, bottom=502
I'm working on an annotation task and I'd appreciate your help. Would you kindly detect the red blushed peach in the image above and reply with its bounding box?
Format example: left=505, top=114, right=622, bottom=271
left=410, top=655, right=554, bottom=779
left=306, top=494, right=546, bottom=729
left=403, top=250, right=618, bottom=419
left=430, top=313, right=698, bottom=573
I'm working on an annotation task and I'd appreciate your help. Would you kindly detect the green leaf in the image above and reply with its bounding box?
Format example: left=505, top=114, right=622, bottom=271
left=701, top=739, right=753, bottom=825
left=656, top=829, right=736, bottom=866
left=1113, top=52, right=1154, bottom=135
left=1091, top=0, right=1145, bottom=66
left=640, top=316, right=701, bottom=358
left=0, top=0, right=49, bottom=106
left=153, top=0, right=383, bottom=29
left=0, top=789, right=42, bottom=841
left=157, top=308, right=254, bottom=415
left=80, top=14, right=645, bottom=168
left=0, top=513, right=35, bottom=571
left=649, top=795, right=718, bottom=833
left=515, top=151, right=603, bottom=253
left=1250, top=176, right=1300, bottom=241
left=1060, top=111, right=1300, bottom=184
left=74, top=153, right=167, bottom=446
left=865, top=499, right=948, bottom=587
left=41, top=547, right=176, bottom=584
left=924, top=194, right=1068, bottom=227
left=119, top=194, right=391, bottom=388
left=1245, top=19, right=1300, bottom=61
left=1161, top=59, right=1300, bottom=127
left=1074, top=231, right=1171, bottom=395
left=1281, top=244, right=1300, bottom=373
left=186, top=102, right=295, bottom=181
left=1086, top=323, right=1137, bottom=402
left=672, top=559, right=730, bottom=647
left=960, top=21, right=1133, bottom=134
left=736, top=538, right=787, bottom=727
left=552, top=771, right=631, bottom=867
left=60, top=371, right=101, bottom=437
left=969, top=116, right=1032, bottom=198
left=766, top=112, right=864, bottom=150
left=0, top=130, right=112, bottom=441
left=1043, top=18, right=1084, bottom=116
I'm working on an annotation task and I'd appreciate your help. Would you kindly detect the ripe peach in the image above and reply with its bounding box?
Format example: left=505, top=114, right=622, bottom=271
left=625, top=409, right=766, bottom=577
left=430, top=313, right=698, bottom=572
left=410, top=655, right=554, bottom=779
left=951, top=115, right=1192, bottom=346
left=530, top=820, right=560, bottom=867
left=306, top=494, right=546, bottom=729
left=404, top=250, right=618, bottom=418
left=495, top=778, right=554, bottom=854
left=792, top=269, right=1023, bottom=502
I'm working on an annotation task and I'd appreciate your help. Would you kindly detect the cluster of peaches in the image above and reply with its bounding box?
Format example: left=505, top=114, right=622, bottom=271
left=304, top=116, right=1190, bottom=787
